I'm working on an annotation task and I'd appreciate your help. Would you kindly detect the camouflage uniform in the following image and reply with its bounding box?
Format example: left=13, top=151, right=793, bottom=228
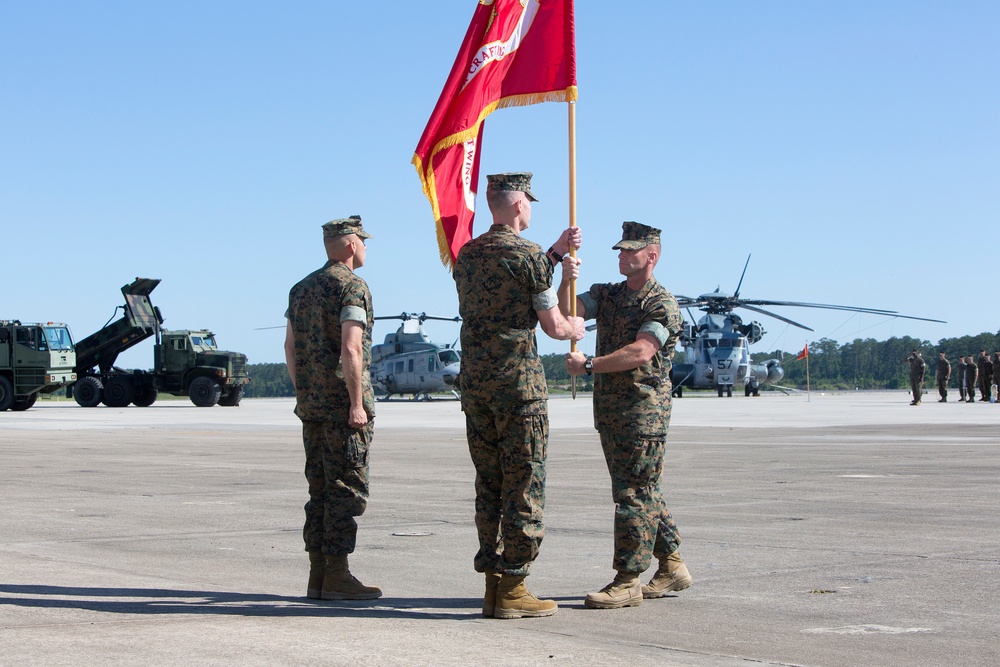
left=935, top=356, right=951, bottom=402
left=992, top=353, right=1000, bottom=400
left=957, top=358, right=967, bottom=401
left=904, top=352, right=925, bottom=404
left=454, top=221, right=555, bottom=577
left=579, top=225, right=685, bottom=575
left=965, top=357, right=978, bottom=402
left=287, top=219, right=375, bottom=557
left=981, top=354, right=993, bottom=401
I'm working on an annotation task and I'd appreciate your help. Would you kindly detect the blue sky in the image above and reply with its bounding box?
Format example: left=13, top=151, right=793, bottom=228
left=3, top=1, right=997, bottom=367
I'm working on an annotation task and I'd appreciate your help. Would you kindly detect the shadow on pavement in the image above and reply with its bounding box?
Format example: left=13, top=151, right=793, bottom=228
left=0, top=584, right=479, bottom=620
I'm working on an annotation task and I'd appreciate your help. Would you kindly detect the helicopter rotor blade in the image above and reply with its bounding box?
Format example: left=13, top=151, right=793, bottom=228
left=738, top=300, right=946, bottom=323
left=738, top=304, right=814, bottom=331
left=374, top=312, right=413, bottom=321
left=420, top=316, right=462, bottom=323
left=733, top=254, right=751, bottom=299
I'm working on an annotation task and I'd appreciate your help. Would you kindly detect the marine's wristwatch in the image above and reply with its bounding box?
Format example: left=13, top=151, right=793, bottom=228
left=584, top=358, right=593, bottom=375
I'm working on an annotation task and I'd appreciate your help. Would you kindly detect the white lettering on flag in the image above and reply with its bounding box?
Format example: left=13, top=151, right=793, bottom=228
left=462, top=137, right=477, bottom=213
left=462, top=0, right=540, bottom=90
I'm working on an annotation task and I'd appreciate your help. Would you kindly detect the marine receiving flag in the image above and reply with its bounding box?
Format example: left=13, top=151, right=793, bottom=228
left=413, top=0, right=577, bottom=268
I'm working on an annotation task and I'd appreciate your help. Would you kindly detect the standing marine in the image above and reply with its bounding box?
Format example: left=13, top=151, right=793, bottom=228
left=904, top=349, right=926, bottom=405
left=957, top=356, right=968, bottom=402
left=965, top=354, right=978, bottom=405
left=980, top=351, right=993, bottom=401
left=992, top=352, right=1000, bottom=402
left=562, top=221, right=692, bottom=609
left=284, top=216, right=381, bottom=600
left=453, top=172, right=585, bottom=619
left=935, top=352, right=951, bottom=402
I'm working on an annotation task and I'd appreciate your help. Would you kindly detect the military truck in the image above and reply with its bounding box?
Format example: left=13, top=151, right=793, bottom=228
left=1, top=320, right=77, bottom=411
left=69, top=278, right=250, bottom=408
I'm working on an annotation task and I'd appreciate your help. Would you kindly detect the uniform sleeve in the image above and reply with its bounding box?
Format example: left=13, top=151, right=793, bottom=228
left=578, top=291, right=599, bottom=321
left=525, top=246, right=557, bottom=310
left=339, top=278, right=370, bottom=326
left=644, top=290, right=684, bottom=349
left=584, top=283, right=611, bottom=322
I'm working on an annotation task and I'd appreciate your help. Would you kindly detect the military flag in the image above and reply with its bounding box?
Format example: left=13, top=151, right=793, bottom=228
left=796, top=344, right=809, bottom=360
left=413, top=0, right=577, bottom=268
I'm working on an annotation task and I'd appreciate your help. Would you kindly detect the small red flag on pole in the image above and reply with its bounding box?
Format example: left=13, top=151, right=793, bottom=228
left=413, top=0, right=578, bottom=268
left=796, top=343, right=809, bottom=360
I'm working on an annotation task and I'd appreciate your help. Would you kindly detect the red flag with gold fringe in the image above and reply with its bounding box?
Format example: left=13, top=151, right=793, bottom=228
left=413, top=0, right=577, bottom=268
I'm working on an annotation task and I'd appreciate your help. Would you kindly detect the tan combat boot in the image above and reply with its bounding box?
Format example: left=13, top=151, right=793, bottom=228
left=321, top=554, right=382, bottom=600
left=584, top=572, right=642, bottom=609
left=493, top=574, right=557, bottom=619
left=483, top=571, right=501, bottom=617
left=307, top=551, right=324, bottom=599
left=642, top=550, right=693, bottom=599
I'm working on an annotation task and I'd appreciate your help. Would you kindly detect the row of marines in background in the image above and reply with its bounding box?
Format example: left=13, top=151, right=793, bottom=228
left=904, top=350, right=1000, bottom=404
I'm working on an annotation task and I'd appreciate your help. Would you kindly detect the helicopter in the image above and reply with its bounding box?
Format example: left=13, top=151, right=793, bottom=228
left=668, top=257, right=946, bottom=397
left=371, top=312, right=462, bottom=401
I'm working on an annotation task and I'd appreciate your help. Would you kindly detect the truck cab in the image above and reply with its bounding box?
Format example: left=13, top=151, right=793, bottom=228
left=156, top=329, right=250, bottom=406
left=0, top=320, right=77, bottom=411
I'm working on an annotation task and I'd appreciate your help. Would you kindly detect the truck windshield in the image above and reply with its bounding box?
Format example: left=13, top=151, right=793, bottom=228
left=44, top=326, right=74, bottom=351
left=190, top=335, right=217, bottom=349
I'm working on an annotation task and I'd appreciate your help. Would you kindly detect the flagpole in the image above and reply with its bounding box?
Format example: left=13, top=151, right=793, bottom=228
left=806, top=343, right=811, bottom=402
left=568, top=100, right=578, bottom=399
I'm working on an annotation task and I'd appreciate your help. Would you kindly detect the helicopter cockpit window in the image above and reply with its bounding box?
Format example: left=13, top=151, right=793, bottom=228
left=438, top=349, right=460, bottom=365
left=394, top=361, right=404, bottom=374
left=719, top=339, right=732, bottom=348
left=428, top=355, right=436, bottom=371
left=704, top=339, right=718, bottom=348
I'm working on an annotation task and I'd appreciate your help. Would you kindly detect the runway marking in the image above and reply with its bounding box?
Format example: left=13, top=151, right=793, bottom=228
left=803, top=624, right=935, bottom=635
left=839, top=474, right=889, bottom=478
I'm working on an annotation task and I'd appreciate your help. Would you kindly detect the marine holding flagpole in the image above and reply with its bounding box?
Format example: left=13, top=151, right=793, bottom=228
left=454, top=173, right=584, bottom=618
left=562, top=222, right=694, bottom=609
left=412, top=0, right=583, bottom=618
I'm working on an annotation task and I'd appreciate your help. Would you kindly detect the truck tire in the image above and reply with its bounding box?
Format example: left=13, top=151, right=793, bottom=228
left=0, top=376, right=14, bottom=411
left=103, top=376, right=135, bottom=408
left=189, top=376, right=221, bottom=407
left=74, top=376, right=104, bottom=407
left=218, top=385, right=244, bottom=407
left=133, top=387, right=158, bottom=407
left=12, top=394, right=38, bottom=411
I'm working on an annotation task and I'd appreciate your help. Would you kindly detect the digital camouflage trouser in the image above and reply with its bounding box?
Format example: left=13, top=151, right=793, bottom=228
left=599, top=432, right=681, bottom=574
left=301, top=420, right=372, bottom=555
left=464, top=400, right=548, bottom=577
left=937, top=377, right=948, bottom=401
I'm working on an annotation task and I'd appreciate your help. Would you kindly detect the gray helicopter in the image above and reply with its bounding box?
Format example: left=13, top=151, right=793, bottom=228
left=669, top=257, right=945, bottom=397
left=371, top=312, right=462, bottom=401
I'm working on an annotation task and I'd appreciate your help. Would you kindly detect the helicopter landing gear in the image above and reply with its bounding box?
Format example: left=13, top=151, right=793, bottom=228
left=718, top=385, right=733, bottom=397
left=745, top=380, right=760, bottom=397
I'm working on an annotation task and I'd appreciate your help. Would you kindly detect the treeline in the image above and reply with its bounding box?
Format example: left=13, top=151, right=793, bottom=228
left=245, top=332, right=1000, bottom=397
left=244, top=363, right=295, bottom=398
left=756, top=332, right=1000, bottom=390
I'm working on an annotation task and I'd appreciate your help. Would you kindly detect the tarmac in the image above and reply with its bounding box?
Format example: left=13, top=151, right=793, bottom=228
left=1, top=390, right=998, bottom=666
